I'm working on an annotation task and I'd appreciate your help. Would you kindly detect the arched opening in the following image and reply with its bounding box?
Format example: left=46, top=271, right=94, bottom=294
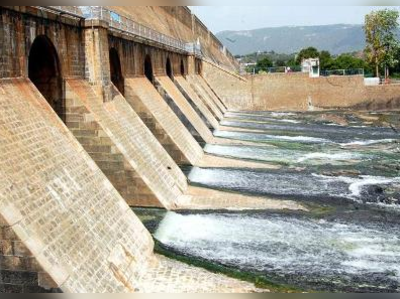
left=109, top=48, right=124, bottom=95
left=180, top=60, right=185, bottom=76
left=144, top=55, right=153, bottom=82
left=166, top=57, right=173, bottom=79
left=28, top=35, right=64, bottom=122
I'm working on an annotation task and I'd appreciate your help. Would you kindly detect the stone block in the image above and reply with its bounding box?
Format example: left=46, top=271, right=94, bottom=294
left=38, top=272, right=58, bottom=290
left=0, top=270, right=38, bottom=286
left=1, top=283, right=24, bottom=293
left=0, top=240, right=13, bottom=256
left=12, top=241, right=32, bottom=257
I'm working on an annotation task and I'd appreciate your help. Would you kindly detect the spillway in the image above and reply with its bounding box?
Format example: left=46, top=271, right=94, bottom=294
left=175, top=76, right=220, bottom=130
left=149, top=110, right=400, bottom=293
left=125, top=77, right=204, bottom=166
left=155, top=211, right=400, bottom=292
left=156, top=76, right=214, bottom=144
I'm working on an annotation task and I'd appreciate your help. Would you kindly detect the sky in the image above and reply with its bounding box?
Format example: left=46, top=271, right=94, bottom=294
left=189, top=6, right=400, bottom=33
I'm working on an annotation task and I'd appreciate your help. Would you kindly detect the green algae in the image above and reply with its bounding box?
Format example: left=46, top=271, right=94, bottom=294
left=133, top=207, right=307, bottom=292
left=153, top=239, right=306, bottom=293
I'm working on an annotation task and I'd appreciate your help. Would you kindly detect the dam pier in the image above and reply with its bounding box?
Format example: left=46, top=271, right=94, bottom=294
left=0, top=6, right=400, bottom=293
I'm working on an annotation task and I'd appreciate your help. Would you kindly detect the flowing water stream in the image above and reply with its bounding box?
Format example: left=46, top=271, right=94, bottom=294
left=148, top=111, right=400, bottom=292
left=154, top=211, right=400, bottom=292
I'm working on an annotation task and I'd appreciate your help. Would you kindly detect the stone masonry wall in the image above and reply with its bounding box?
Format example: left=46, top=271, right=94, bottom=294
left=202, top=61, right=252, bottom=111
left=248, top=73, right=365, bottom=110
left=109, top=6, right=238, bottom=71
left=108, top=35, right=189, bottom=78
left=196, top=75, right=227, bottom=114
left=0, top=6, right=85, bottom=79
left=124, top=82, right=191, bottom=166
left=175, top=76, right=220, bottom=130
left=155, top=79, right=205, bottom=146
left=156, top=76, right=213, bottom=145
left=159, top=6, right=193, bottom=41
left=248, top=73, right=400, bottom=111
left=64, top=83, right=164, bottom=208
left=187, top=75, right=224, bottom=120
left=203, top=61, right=400, bottom=111
left=0, top=78, right=154, bottom=292
left=125, top=77, right=204, bottom=166
left=66, top=79, right=188, bottom=209
left=0, top=215, right=59, bottom=293
left=83, top=20, right=113, bottom=102
left=362, top=85, right=400, bottom=110
left=0, top=6, right=248, bottom=293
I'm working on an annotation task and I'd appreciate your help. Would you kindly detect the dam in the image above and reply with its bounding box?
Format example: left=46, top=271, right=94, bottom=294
left=0, top=6, right=399, bottom=293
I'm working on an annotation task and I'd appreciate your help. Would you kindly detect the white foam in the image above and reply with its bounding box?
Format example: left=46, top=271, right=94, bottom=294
left=188, top=166, right=216, bottom=184
left=297, top=152, right=360, bottom=163
left=215, top=130, right=331, bottom=143
left=270, top=112, right=297, bottom=117
left=264, top=135, right=329, bottom=143
left=326, top=123, right=344, bottom=127
left=203, top=144, right=242, bottom=159
left=340, top=139, right=396, bottom=146
left=278, top=119, right=301, bottom=124
left=313, top=174, right=400, bottom=198
left=154, top=212, right=400, bottom=287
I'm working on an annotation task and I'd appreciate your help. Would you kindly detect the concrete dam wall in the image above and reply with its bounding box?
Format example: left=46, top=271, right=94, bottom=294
left=0, top=6, right=268, bottom=292
left=125, top=77, right=204, bottom=166
left=0, top=78, right=154, bottom=292
left=2, top=5, right=399, bottom=293
left=202, top=62, right=400, bottom=111
left=66, top=79, right=188, bottom=208
left=175, top=76, right=220, bottom=130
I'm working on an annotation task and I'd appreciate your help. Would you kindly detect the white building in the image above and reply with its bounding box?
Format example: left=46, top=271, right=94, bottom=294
left=301, top=58, right=320, bottom=78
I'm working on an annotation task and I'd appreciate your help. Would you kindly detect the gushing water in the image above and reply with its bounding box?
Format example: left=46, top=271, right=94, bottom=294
left=155, top=212, right=400, bottom=292
left=188, top=167, right=400, bottom=206
left=214, top=130, right=332, bottom=143
left=220, top=119, right=399, bottom=143
left=205, top=144, right=366, bottom=166
left=153, top=111, right=400, bottom=292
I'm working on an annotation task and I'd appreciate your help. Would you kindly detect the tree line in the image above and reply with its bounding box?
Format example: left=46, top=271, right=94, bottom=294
left=242, top=9, right=400, bottom=79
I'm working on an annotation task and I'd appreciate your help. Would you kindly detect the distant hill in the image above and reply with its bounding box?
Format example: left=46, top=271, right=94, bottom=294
left=216, top=24, right=370, bottom=55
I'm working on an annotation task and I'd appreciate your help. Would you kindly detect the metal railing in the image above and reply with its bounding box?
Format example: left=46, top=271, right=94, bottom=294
left=321, top=68, right=364, bottom=77
left=37, top=6, right=201, bottom=56
left=34, top=5, right=245, bottom=70
left=267, top=66, right=302, bottom=73
left=28, top=6, right=242, bottom=75
left=245, top=66, right=302, bottom=74
left=44, top=6, right=85, bottom=18
left=193, top=44, right=202, bottom=57
left=83, top=6, right=195, bottom=54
